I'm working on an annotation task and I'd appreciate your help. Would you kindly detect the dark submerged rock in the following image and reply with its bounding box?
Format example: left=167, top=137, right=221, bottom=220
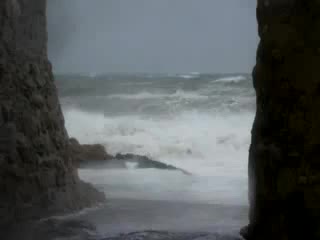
left=0, top=0, right=105, bottom=228
left=115, top=153, right=178, bottom=170
left=114, top=153, right=191, bottom=175
left=69, top=138, right=190, bottom=174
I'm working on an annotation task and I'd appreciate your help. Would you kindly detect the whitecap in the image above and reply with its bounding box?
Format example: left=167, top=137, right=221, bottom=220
left=171, top=89, right=208, bottom=100
left=215, top=75, right=247, bottom=83
left=107, top=92, right=167, bottom=100
left=107, top=90, right=208, bottom=100
left=63, top=108, right=253, bottom=176
left=179, top=75, right=194, bottom=79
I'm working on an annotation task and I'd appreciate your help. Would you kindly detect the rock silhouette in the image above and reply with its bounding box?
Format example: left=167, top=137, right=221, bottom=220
left=243, top=1, right=320, bottom=239
left=0, top=0, right=105, bottom=228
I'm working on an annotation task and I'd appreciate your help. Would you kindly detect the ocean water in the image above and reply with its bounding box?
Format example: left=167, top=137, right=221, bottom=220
left=56, top=73, right=255, bottom=207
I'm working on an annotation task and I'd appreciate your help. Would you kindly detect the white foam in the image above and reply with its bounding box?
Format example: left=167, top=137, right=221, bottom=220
left=172, top=89, right=208, bottom=100
left=107, top=89, right=208, bottom=100
left=107, top=92, right=167, bottom=100
left=215, top=75, right=246, bottom=83
left=64, top=108, right=253, bottom=176
left=179, top=75, right=196, bottom=79
left=64, top=107, right=253, bottom=205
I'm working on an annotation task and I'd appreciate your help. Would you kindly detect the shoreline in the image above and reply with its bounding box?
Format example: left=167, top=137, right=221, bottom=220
left=2, top=183, right=248, bottom=239
left=78, top=198, right=248, bottom=238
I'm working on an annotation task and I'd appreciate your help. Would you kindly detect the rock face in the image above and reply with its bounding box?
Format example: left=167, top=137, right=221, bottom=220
left=114, top=153, right=185, bottom=171
left=243, top=1, right=320, bottom=239
left=69, top=138, right=112, bottom=165
left=113, top=153, right=191, bottom=174
left=70, top=138, right=191, bottom=174
left=0, top=0, right=105, bottom=227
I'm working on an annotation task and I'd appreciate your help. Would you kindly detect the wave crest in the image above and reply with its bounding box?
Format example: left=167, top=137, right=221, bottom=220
left=63, top=108, right=253, bottom=176
left=215, top=75, right=247, bottom=83
left=107, top=89, right=208, bottom=100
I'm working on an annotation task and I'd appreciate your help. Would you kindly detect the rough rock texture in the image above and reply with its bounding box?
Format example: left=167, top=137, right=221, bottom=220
left=0, top=0, right=105, bottom=228
left=243, top=0, right=320, bottom=239
left=114, top=153, right=191, bottom=174
left=70, top=138, right=191, bottom=174
left=69, top=138, right=112, bottom=165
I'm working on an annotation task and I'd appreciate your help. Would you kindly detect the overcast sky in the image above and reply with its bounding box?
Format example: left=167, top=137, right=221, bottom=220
left=47, top=0, right=258, bottom=74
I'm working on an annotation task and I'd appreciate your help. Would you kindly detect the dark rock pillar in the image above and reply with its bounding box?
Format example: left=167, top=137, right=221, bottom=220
left=243, top=0, right=320, bottom=239
left=0, top=0, right=104, bottom=227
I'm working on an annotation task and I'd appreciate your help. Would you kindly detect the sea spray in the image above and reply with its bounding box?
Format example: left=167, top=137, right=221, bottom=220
left=58, top=73, right=254, bottom=205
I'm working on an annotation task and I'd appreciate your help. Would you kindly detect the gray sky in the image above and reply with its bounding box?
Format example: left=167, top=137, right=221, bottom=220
left=47, top=0, right=258, bottom=74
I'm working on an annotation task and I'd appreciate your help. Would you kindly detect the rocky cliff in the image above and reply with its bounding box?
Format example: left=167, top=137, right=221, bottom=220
left=243, top=0, right=320, bottom=239
left=0, top=0, right=104, bottom=227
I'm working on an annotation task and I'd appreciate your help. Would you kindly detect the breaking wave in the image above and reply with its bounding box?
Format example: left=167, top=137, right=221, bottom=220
left=57, top=73, right=254, bottom=205
left=215, top=75, right=247, bottom=83
left=107, top=89, right=208, bottom=100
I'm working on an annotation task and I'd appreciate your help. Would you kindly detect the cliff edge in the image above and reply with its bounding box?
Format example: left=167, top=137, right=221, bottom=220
left=243, top=0, right=320, bottom=239
left=0, top=0, right=105, bottom=227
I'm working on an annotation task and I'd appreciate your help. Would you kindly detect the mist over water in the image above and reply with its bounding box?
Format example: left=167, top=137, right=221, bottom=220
left=47, top=0, right=257, bottom=74
left=56, top=73, right=255, bottom=207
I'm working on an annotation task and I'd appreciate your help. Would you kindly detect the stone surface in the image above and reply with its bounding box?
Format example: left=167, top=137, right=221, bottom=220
left=69, top=137, right=189, bottom=173
left=114, top=153, right=191, bottom=174
left=0, top=0, right=105, bottom=228
left=70, top=139, right=191, bottom=174
left=69, top=138, right=112, bottom=165
left=243, top=0, right=320, bottom=239
left=3, top=0, right=320, bottom=238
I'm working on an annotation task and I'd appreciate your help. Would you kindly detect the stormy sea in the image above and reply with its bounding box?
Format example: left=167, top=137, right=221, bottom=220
left=53, top=73, right=255, bottom=239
